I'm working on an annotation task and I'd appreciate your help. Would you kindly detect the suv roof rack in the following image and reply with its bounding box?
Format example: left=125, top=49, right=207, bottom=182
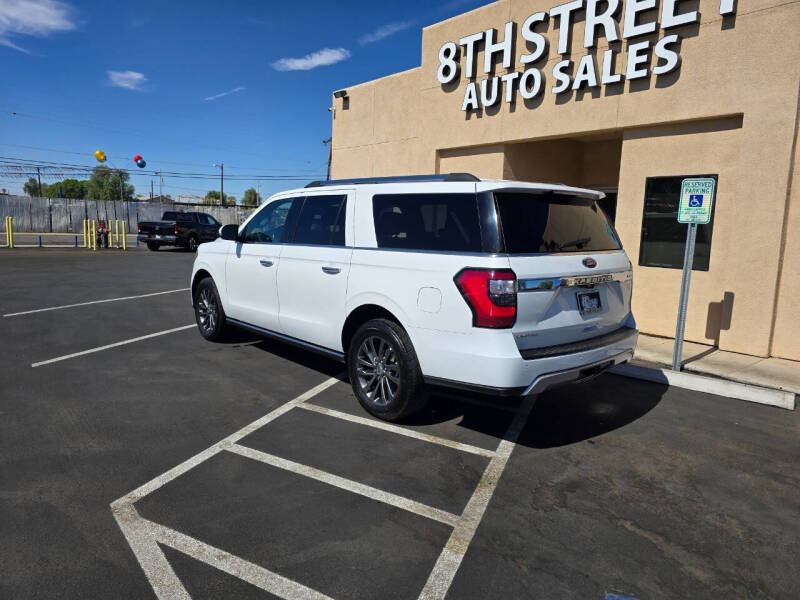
left=304, top=173, right=480, bottom=188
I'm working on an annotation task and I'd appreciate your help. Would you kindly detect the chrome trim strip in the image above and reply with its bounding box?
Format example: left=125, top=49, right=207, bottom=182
left=519, top=270, right=632, bottom=292
left=522, top=349, right=634, bottom=396
left=226, top=318, right=345, bottom=361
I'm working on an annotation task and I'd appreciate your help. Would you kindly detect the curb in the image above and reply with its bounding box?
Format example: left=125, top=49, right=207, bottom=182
left=609, top=363, right=796, bottom=411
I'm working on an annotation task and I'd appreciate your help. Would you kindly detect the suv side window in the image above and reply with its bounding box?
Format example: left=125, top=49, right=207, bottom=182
left=243, top=198, right=297, bottom=244
left=372, top=194, right=482, bottom=252
left=289, top=195, right=346, bottom=246
left=198, top=214, right=217, bottom=226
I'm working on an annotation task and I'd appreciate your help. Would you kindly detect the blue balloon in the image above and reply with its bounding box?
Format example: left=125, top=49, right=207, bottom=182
left=136, top=159, right=146, bottom=168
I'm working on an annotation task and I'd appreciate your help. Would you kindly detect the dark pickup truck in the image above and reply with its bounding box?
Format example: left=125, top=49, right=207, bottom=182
left=137, top=211, right=221, bottom=252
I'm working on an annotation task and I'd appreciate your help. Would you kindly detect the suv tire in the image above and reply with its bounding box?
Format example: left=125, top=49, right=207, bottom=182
left=194, top=277, right=231, bottom=342
left=347, top=319, right=428, bottom=422
left=186, top=235, right=199, bottom=252
left=147, top=242, right=159, bottom=251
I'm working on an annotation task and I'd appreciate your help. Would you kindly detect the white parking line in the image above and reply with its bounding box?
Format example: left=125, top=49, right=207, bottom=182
left=228, top=443, right=460, bottom=527
left=3, top=288, right=190, bottom=317
left=31, top=325, right=196, bottom=367
left=112, top=376, right=534, bottom=600
left=298, top=402, right=496, bottom=458
left=418, top=396, right=536, bottom=600
left=148, top=514, right=334, bottom=600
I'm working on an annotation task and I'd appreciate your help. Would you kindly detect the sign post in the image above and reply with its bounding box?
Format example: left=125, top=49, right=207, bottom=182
left=672, top=177, right=715, bottom=371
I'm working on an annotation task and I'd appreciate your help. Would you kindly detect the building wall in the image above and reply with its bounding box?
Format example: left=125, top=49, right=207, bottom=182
left=331, top=0, right=800, bottom=360
left=771, top=112, right=800, bottom=360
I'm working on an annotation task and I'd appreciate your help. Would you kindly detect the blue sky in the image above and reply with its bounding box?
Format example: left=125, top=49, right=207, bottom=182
left=0, top=0, right=491, bottom=202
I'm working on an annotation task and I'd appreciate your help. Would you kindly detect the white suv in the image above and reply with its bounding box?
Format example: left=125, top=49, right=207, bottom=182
left=191, top=174, right=637, bottom=421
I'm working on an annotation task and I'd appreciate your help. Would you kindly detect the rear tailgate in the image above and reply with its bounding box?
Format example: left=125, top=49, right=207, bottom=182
left=492, top=189, right=633, bottom=352
left=511, top=252, right=632, bottom=350
left=139, top=221, right=175, bottom=236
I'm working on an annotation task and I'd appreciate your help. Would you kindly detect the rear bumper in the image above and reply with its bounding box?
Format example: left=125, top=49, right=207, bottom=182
left=138, top=234, right=177, bottom=244
left=414, top=325, right=638, bottom=396
left=520, top=349, right=633, bottom=395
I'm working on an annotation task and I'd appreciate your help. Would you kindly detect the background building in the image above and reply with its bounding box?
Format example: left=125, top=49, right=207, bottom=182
left=330, top=0, right=800, bottom=361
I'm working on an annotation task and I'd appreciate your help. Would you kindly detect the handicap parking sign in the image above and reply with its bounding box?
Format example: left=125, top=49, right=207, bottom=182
left=678, top=178, right=715, bottom=224
left=688, top=194, right=703, bottom=207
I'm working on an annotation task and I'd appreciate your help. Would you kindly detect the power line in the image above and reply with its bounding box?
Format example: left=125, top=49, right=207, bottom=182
left=3, top=110, right=320, bottom=165
left=0, top=156, right=323, bottom=181
left=0, top=143, right=326, bottom=173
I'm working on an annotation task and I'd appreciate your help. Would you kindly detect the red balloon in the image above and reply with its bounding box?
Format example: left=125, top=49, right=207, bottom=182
left=133, top=155, right=143, bottom=162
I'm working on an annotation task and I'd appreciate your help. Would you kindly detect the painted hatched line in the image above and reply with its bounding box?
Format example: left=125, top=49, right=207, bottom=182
left=228, top=443, right=460, bottom=527
left=112, top=377, right=342, bottom=506
left=150, top=515, right=334, bottom=600
left=31, top=325, right=196, bottom=367
left=417, top=396, right=536, bottom=599
left=4, top=287, right=190, bottom=317
left=112, top=375, right=534, bottom=600
left=112, top=503, right=191, bottom=600
left=298, top=402, right=496, bottom=458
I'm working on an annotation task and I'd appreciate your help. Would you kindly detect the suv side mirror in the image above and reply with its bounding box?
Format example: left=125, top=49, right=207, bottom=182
left=220, top=224, right=240, bottom=241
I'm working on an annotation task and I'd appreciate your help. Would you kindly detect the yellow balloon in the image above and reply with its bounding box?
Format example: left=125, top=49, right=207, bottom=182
left=94, top=149, right=106, bottom=162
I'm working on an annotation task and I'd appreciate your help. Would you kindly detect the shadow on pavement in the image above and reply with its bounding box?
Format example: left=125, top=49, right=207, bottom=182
left=239, top=331, right=666, bottom=450
left=517, top=374, right=667, bottom=449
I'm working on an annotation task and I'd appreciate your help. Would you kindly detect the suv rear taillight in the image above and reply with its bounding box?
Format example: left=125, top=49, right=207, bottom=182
left=174, top=224, right=180, bottom=235
left=454, top=268, right=517, bottom=329
left=137, top=224, right=141, bottom=233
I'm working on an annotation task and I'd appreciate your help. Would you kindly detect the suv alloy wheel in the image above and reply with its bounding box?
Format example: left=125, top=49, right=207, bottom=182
left=194, top=278, right=230, bottom=342
left=347, top=319, right=428, bottom=422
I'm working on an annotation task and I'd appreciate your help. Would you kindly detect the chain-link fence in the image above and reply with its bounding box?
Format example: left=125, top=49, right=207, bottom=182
left=0, top=195, right=253, bottom=233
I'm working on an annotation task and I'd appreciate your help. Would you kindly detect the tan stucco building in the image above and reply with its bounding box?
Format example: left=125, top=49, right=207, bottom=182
left=330, top=0, right=800, bottom=361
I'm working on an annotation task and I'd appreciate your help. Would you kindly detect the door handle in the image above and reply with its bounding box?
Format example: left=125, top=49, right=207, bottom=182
left=321, top=266, right=340, bottom=275
left=259, top=258, right=274, bottom=267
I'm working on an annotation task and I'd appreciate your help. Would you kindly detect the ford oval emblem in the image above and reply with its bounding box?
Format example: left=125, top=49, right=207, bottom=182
left=582, top=257, right=597, bottom=268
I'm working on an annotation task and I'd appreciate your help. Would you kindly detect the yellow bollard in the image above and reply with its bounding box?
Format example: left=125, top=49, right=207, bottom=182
left=8, top=216, right=13, bottom=249
left=83, top=219, right=88, bottom=248
left=121, top=221, right=127, bottom=251
left=4, top=216, right=9, bottom=248
left=114, top=220, right=119, bottom=248
left=91, top=219, right=97, bottom=251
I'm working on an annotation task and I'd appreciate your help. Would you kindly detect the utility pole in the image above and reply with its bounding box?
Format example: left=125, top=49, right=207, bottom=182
left=150, top=179, right=154, bottom=201
left=323, top=138, right=332, bottom=181
left=214, top=162, right=224, bottom=205
left=36, top=166, right=42, bottom=197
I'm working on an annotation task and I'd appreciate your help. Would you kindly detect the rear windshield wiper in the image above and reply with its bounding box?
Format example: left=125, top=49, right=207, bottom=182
left=558, top=237, right=592, bottom=250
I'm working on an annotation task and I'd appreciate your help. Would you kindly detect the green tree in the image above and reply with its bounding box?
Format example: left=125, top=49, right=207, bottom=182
left=42, top=178, right=88, bottom=199
left=203, top=190, right=229, bottom=205
left=86, top=166, right=135, bottom=201
left=23, top=177, right=41, bottom=197
left=242, top=187, right=261, bottom=207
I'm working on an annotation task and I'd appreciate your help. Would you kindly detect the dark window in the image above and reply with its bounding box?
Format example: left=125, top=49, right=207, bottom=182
left=372, top=194, right=482, bottom=252
left=495, top=192, right=621, bottom=254
left=198, top=214, right=216, bottom=226
left=174, top=213, right=194, bottom=224
left=639, top=176, right=716, bottom=271
left=290, top=195, right=346, bottom=246
left=243, top=198, right=297, bottom=244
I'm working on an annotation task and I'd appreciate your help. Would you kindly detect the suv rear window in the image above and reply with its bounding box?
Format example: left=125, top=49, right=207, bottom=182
left=373, top=194, right=482, bottom=252
left=495, top=192, right=621, bottom=254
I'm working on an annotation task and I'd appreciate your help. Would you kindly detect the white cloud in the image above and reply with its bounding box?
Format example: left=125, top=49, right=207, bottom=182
left=358, top=21, right=413, bottom=46
left=204, top=86, right=246, bottom=101
left=107, top=70, right=147, bottom=91
left=271, top=47, right=351, bottom=72
left=0, top=0, right=76, bottom=53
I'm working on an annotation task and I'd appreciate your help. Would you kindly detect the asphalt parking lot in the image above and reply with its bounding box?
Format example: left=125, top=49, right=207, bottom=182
left=1, top=248, right=799, bottom=600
